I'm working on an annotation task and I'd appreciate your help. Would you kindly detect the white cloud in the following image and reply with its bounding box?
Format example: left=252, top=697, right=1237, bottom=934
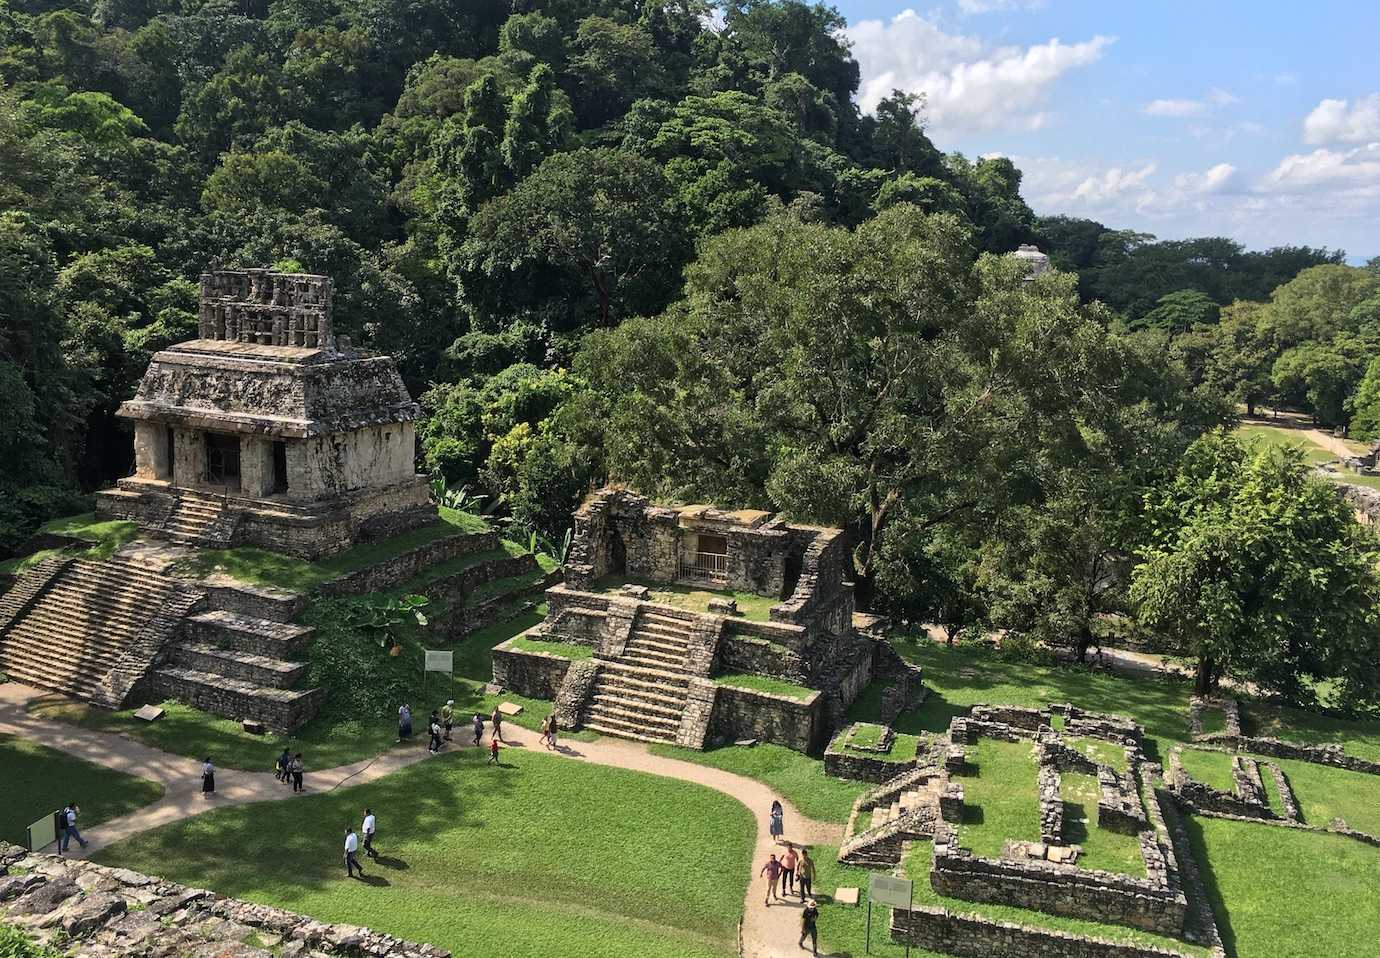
left=1174, top=163, right=1238, bottom=195
left=1302, top=94, right=1380, bottom=144
left=845, top=10, right=1112, bottom=132
left=1261, top=144, right=1380, bottom=194
left=1071, top=163, right=1158, bottom=203
left=1143, top=88, right=1236, bottom=118
left=958, top=0, right=1045, bottom=13
left=1144, top=99, right=1207, bottom=118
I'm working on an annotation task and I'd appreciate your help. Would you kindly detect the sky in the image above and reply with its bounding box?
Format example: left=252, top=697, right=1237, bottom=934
left=832, top=0, right=1380, bottom=260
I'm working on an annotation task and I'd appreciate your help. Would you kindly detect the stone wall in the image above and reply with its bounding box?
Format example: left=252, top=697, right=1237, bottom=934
left=552, top=659, right=599, bottom=729
left=971, top=705, right=1049, bottom=732
left=1194, top=731, right=1380, bottom=776
left=1098, top=766, right=1149, bottom=834
left=1165, top=748, right=1273, bottom=819
left=1037, top=763, right=1063, bottom=845
left=708, top=684, right=823, bottom=752
left=317, top=530, right=498, bottom=596
left=491, top=640, right=573, bottom=700
left=890, top=903, right=1205, bottom=958
left=719, top=633, right=809, bottom=684
left=930, top=822, right=1187, bottom=936
left=287, top=423, right=416, bottom=501
left=0, top=843, right=449, bottom=958
left=145, top=670, right=323, bottom=735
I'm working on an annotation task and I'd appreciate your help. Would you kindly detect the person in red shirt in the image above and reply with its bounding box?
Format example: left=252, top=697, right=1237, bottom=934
left=489, top=736, right=500, bottom=765
left=759, top=853, right=783, bottom=906
left=781, top=845, right=798, bottom=896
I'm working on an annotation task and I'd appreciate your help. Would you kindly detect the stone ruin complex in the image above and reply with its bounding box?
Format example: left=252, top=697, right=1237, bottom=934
left=0, top=269, right=451, bottom=733
left=492, top=487, right=922, bottom=750
left=96, top=269, right=433, bottom=559
left=0, top=843, right=448, bottom=958
left=828, top=703, right=1226, bottom=958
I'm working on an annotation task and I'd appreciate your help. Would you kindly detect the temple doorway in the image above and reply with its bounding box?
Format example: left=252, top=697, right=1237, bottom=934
left=205, top=433, right=241, bottom=489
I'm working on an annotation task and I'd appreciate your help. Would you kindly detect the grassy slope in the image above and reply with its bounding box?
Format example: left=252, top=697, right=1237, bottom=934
left=956, top=738, right=1038, bottom=857
left=0, top=734, right=164, bottom=846
left=508, top=636, right=596, bottom=660
left=96, top=747, right=752, bottom=958
left=712, top=673, right=816, bottom=700
left=1190, top=816, right=1380, bottom=958
left=0, top=514, right=139, bottom=574
left=1061, top=772, right=1144, bottom=876
left=1243, top=701, right=1380, bottom=763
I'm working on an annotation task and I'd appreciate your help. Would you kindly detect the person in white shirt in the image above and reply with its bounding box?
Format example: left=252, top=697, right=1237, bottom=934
left=60, top=802, right=87, bottom=852
left=362, top=808, right=377, bottom=859
left=344, top=827, right=364, bottom=878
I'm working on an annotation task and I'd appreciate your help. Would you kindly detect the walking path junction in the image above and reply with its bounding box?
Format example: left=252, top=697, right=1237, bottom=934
left=0, top=682, right=843, bottom=958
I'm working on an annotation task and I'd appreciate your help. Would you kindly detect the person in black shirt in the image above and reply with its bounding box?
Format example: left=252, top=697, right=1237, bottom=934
left=799, top=899, right=819, bottom=955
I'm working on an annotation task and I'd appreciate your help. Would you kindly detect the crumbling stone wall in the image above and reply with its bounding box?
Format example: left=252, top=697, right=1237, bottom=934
left=890, top=903, right=1209, bottom=958
left=491, top=641, right=573, bottom=699
left=1037, top=763, right=1064, bottom=845
left=317, top=530, right=498, bottom=596
left=972, top=705, right=1049, bottom=732
left=719, top=634, right=810, bottom=684
left=707, top=684, right=822, bottom=751
left=1097, top=767, right=1149, bottom=834
left=0, top=843, right=448, bottom=958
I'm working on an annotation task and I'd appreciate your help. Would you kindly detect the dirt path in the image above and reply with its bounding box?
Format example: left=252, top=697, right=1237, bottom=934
left=1302, top=427, right=1357, bottom=459
left=0, top=682, right=843, bottom=958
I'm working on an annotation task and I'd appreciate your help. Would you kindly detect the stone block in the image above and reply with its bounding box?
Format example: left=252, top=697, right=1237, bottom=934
left=833, top=887, right=860, bottom=906
left=707, top=596, right=738, bottom=615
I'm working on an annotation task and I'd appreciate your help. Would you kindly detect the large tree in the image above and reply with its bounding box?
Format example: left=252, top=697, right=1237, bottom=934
left=1132, top=431, right=1380, bottom=704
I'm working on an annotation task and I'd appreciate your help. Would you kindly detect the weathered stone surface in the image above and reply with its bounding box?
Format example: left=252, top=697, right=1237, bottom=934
left=60, top=891, right=127, bottom=936
left=10, top=877, right=79, bottom=915
left=491, top=637, right=574, bottom=700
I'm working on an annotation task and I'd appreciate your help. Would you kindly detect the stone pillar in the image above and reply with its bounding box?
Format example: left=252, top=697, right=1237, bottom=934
left=132, top=422, right=171, bottom=480
left=239, top=436, right=275, bottom=498
left=173, top=428, right=205, bottom=488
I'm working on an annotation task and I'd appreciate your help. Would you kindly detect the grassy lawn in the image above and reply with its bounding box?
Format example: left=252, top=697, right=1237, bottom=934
left=1197, top=708, right=1227, bottom=735
left=955, top=738, right=1038, bottom=857
left=1061, top=772, right=1144, bottom=876
left=508, top=636, right=596, bottom=660
left=1236, top=424, right=1341, bottom=466
left=1190, top=815, right=1380, bottom=958
left=1176, top=748, right=1234, bottom=792
left=1063, top=736, right=1129, bottom=772
left=590, top=575, right=778, bottom=622
left=713, top=673, right=816, bottom=700
left=883, top=639, right=1194, bottom=759
left=96, top=747, right=752, bottom=958
left=0, top=734, right=164, bottom=846
left=1273, top=757, right=1380, bottom=835
left=169, top=507, right=491, bottom=591
left=650, top=742, right=868, bottom=823
left=828, top=726, right=924, bottom=764
left=0, top=514, right=140, bottom=574
left=1241, top=700, right=1380, bottom=763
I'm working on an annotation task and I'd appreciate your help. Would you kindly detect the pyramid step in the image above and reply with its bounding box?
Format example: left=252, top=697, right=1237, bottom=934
left=618, top=647, right=688, bottom=670
left=183, top=610, right=313, bottom=656
left=635, top=621, right=693, bottom=641
left=626, top=635, right=690, bottom=657
left=171, top=642, right=308, bottom=689
left=148, top=666, right=322, bottom=734
left=599, top=661, right=691, bottom=686
left=590, top=690, right=682, bottom=721
left=594, top=675, right=686, bottom=708
left=581, top=717, right=678, bottom=744
left=586, top=701, right=680, bottom=730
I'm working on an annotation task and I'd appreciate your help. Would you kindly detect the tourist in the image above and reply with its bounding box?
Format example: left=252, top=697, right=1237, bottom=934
left=489, top=735, right=501, bottom=765
left=59, top=802, right=87, bottom=852
left=275, top=747, right=291, bottom=783
left=491, top=705, right=504, bottom=743
left=398, top=703, right=413, bottom=741
left=548, top=716, right=558, bottom=750
left=362, top=808, right=377, bottom=859
left=427, top=711, right=442, bottom=754
left=472, top=712, right=485, bottom=746
left=799, top=898, right=819, bottom=955
left=769, top=800, right=785, bottom=843
left=539, top=714, right=552, bottom=749
left=344, top=827, right=364, bottom=879
left=202, top=757, right=216, bottom=798
left=797, top=848, right=815, bottom=900
left=781, top=845, right=798, bottom=896
left=441, top=700, right=455, bottom=741
left=759, top=853, right=782, bottom=906
left=290, top=753, right=305, bottom=793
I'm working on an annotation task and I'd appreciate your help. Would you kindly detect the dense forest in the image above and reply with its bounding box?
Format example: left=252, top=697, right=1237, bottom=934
left=3, top=0, right=1380, bottom=706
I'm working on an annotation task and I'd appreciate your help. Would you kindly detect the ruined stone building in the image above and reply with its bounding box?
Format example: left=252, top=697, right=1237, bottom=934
left=494, top=488, right=921, bottom=751
left=96, top=269, right=432, bottom=558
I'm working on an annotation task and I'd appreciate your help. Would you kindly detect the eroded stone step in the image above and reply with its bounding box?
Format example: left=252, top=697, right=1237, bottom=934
left=581, top=718, right=678, bottom=744
left=2, top=621, right=135, bottom=656
left=594, top=674, right=686, bottom=708
left=599, top=661, right=692, bottom=686
left=171, top=642, right=308, bottom=689
left=585, top=701, right=680, bottom=730
left=590, top=690, right=682, bottom=721
left=183, top=610, right=314, bottom=656
left=626, top=635, right=690, bottom=657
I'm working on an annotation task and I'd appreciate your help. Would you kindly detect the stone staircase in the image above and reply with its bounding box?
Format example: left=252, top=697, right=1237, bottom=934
left=0, top=555, right=193, bottom=708
left=147, top=605, right=322, bottom=734
left=157, top=492, right=237, bottom=548
left=839, top=765, right=947, bottom=867
left=581, top=610, right=696, bottom=744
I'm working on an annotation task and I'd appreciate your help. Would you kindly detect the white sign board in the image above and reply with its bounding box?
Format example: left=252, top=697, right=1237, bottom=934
left=424, top=650, right=453, bottom=673
left=868, top=873, right=913, bottom=909
left=27, top=812, right=57, bottom=852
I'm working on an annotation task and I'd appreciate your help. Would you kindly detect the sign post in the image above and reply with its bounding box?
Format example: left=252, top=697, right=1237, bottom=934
left=866, top=873, right=914, bottom=958
left=423, top=650, right=454, bottom=704
left=26, top=811, right=58, bottom=853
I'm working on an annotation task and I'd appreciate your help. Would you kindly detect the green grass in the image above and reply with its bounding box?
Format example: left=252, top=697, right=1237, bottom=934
left=1236, top=424, right=1340, bottom=466
left=1197, top=709, right=1227, bottom=735
left=1176, top=748, right=1235, bottom=792
left=1241, top=700, right=1380, bottom=763
left=170, top=507, right=491, bottom=591
left=713, top=673, right=816, bottom=700
left=1061, top=772, right=1145, bottom=876
left=96, top=746, right=752, bottom=958
left=0, top=733, right=164, bottom=846
left=0, top=514, right=140, bottom=573
left=1190, top=814, right=1380, bottom=958
left=956, top=738, right=1039, bottom=857
left=591, top=575, right=778, bottom=622
left=1272, top=757, right=1380, bottom=835
left=881, top=639, right=1194, bottom=760
left=650, top=742, right=869, bottom=823
left=1063, top=736, right=1129, bottom=773
left=508, top=637, right=596, bottom=660
left=828, top=726, right=924, bottom=764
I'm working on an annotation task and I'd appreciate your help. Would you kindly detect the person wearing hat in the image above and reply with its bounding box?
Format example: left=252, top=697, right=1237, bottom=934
left=441, top=700, right=455, bottom=741
left=799, top=898, right=820, bottom=954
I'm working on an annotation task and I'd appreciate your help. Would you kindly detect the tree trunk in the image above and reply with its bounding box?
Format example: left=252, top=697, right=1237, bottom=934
left=1193, top=654, right=1216, bottom=695
left=945, top=624, right=958, bottom=647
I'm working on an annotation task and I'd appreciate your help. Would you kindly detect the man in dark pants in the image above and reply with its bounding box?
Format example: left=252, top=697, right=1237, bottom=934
left=344, top=827, right=364, bottom=879
left=799, top=898, right=819, bottom=955
left=362, top=809, right=377, bottom=859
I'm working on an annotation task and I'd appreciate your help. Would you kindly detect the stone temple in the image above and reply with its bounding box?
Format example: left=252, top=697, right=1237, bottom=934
left=96, top=269, right=432, bottom=558
left=492, top=488, right=924, bottom=751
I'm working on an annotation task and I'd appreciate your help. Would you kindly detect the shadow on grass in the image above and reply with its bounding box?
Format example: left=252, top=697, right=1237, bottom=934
left=356, top=873, right=391, bottom=887
left=1181, top=815, right=1238, bottom=957
left=1063, top=801, right=1090, bottom=846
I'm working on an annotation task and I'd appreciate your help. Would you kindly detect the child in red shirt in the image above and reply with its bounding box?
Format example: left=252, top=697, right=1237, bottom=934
left=489, top=736, right=500, bottom=765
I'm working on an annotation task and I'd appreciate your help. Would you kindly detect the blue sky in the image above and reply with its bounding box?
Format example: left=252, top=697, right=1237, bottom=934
left=833, top=0, right=1380, bottom=260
